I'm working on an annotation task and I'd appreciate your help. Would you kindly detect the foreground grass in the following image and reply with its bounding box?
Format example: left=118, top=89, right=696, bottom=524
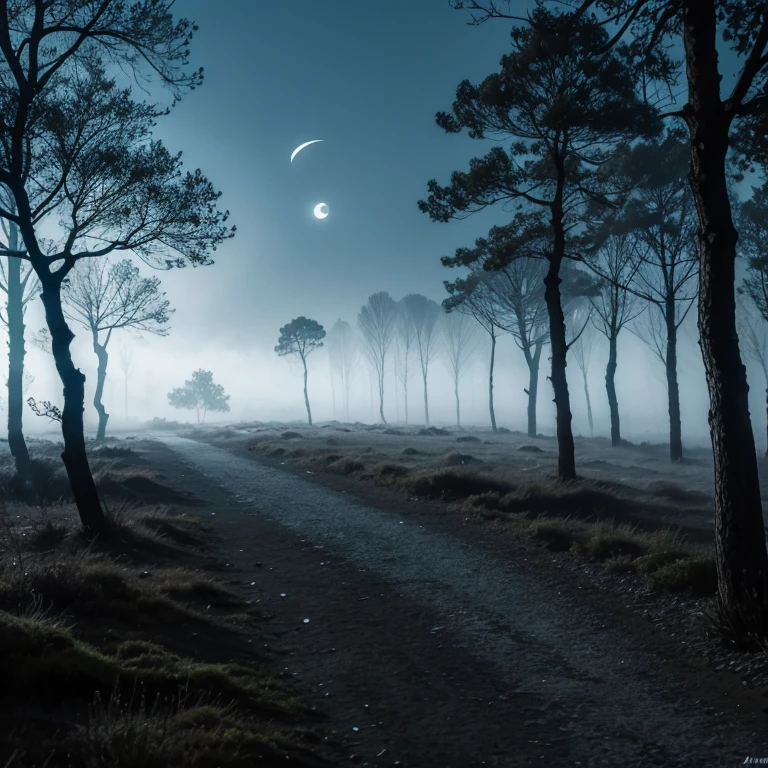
left=236, top=432, right=717, bottom=598
left=0, top=442, right=329, bottom=768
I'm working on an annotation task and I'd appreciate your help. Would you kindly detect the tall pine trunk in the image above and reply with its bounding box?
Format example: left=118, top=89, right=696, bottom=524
left=92, top=331, right=110, bottom=441
left=6, top=224, right=30, bottom=475
left=683, top=0, right=768, bottom=633
left=422, top=370, right=430, bottom=425
left=303, top=357, right=312, bottom=425
left=606, top=331, right=621, bottom=447
left=488, top=329, right=497, bottom=431
left=40, top=277, right=106, bottom=536
left=545, top=193, right=576, bottom=481
left=665, top=307, right=683, bottom=462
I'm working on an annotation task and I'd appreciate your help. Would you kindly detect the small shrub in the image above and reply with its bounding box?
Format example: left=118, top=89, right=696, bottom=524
left=574, top=521, right=647, bottom=562
left=329, top=458, right=364, bottom=475
left=400, top=447, right=420, bottom=456
left=646, top=557, right=718, bottom=595
left=528, top=517, right=585, bottom=552
left=406, top=469, right=513, bottom=500
left=456, top=435, right=481, bottom=443
left=281, top=431, right=302, bottom=440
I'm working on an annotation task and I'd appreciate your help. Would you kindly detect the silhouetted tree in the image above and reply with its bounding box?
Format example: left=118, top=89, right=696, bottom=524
left=275, top=317, right=326, bottom=425
left=441, top=310, right=479, bottom=427
left=419, top=7, right=658, bottom=479
left=0, top=2, right=233, bottom=535
left=358, top=293, right=398, bottom=424
left=443, top=269, right=503, bottom=431
left=620, top=136, right=698, bottom=463
left=0, top=205, right=38, bottom=476
left=63, top=259, right=171, bottom=440
left=456, top=0, right=768, bottom=659
left=585, top=233, right=643, bottom=447
left=168, top=370, right=230, bottom=424
left=326, top=319, right=359, bottom=422
left=401, top=294, right=442, bottom=425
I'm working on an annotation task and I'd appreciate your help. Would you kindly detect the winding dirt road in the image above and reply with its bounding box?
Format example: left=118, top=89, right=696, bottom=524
left=152, top=434, right=768, bottom=767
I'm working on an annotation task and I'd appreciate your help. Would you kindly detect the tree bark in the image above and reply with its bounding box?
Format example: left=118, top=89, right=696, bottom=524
left=488, top=329, right=497, bottom=431
left=665, top=306, right=683, bottom=462
left=6, top=224, right=30, bottom=475
left=545, top=191, right=576, bottom=481
left=40, top=277, right=106, bottom=536
left=606, top=331, right=621, bottom=447
left=423, top=372, right=430, bottom=426
left=303, top=356, right=313, bottom=425
left=91, top=331, right=110, bottom=441
left=683, top=0, right=768, bottom=633
left=765, top=386, right=768, bottom=460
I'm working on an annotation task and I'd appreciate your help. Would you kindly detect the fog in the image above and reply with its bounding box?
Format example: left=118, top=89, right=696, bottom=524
left=4, top=0, right=758, bottom=454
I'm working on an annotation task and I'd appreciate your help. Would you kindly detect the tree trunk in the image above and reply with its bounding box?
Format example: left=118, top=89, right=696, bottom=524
left=455, top=377, right=461, bottom=427
left=489, top=330, right=497, bottom=431
left=683, top=0, right=768, bottom=635
left=544, top=197, right=576, bottom=481
left=6, top=225, right=30, bottom=475
left=303, top=357, right=313, bottom=425
left=378, top=367, right=386, bottom=424
left=423, top=371, right=430, bottom=426
left=403, top=355, right=409, bottom=425
left=606, top=331, right=621, bottom=447
left=526, top=344, right=542, bottom=439
left=665, top=305, right=683, bottom=462
left=328, top=355, right=336, bottom=420
left=92, top=332, right=110, bottom=441
left=582, top=370, right=593, bottom=437
left=765, top=386, right=768, bottom=460
left=124, top=371, right=129, bottom=422
left=39, top=278, right=106, bottom=536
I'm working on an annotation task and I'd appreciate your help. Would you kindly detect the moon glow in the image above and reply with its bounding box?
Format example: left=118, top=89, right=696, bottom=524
left=313, top=203, right=329, bottom=220
left=291, top=139, right=323, bottom=163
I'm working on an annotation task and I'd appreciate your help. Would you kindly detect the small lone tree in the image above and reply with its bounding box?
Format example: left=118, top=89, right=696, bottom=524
left=63, top=259, right=172, bottom=440
left=275, top=317, right=326, bottom=425
left=168, top=370, right=230, bottom=424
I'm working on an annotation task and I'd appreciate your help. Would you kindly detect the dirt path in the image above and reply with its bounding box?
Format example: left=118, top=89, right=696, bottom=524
left=149, top=434, right=767, bottom=767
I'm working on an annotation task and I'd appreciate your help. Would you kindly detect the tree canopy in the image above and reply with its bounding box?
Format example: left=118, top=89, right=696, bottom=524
left=168, top=370, right=230, bottom=424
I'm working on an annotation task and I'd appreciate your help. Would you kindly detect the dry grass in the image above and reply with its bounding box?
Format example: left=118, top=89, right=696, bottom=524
left=0, top=439, right=328, bottom=768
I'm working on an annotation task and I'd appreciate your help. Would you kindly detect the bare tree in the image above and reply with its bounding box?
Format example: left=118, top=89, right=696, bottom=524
left=395, top=299, right=416, bottom=424
left=402, top=294, right=442, bottom=425
left=326, top=319, right=359, bottom=423
left=0, top=202, right=39, bottom=475
left=0, top=3, right=233, bottom=534
left=63, top=259, right=172, bottom=440
left=358, top=293, right=398, bottom=424
left=444, top=269, right=504, bottom=431
left=585, top=233, right=643, bottom=447
left=441, top=310, right=479, bottom=427
left=623, top=136, right=698, bottom=463
left=492, top=259, right=549, bottom=438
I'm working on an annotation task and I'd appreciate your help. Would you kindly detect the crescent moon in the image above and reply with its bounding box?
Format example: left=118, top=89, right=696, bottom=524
left=291, top=139, right=324, bottom=163
left=313, top=203, right=329, bottom=219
